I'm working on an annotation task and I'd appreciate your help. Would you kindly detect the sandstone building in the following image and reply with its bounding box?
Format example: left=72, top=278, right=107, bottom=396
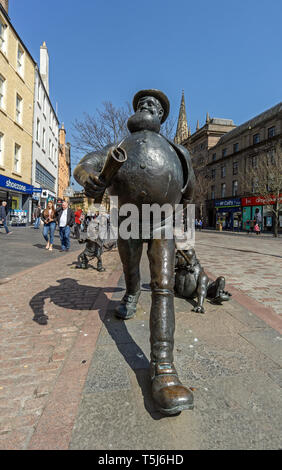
left=0, top=1, right=35, bottom=223
left=175, top=91, right=282, bottom=233
left=57, top=124, right=71, bottom=200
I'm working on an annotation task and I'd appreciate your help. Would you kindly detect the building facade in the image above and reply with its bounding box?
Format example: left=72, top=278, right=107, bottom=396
left=58, top=124, right=71, bottom=200
left=31, top=42, right=59, bottom=213
left=0, top=2, right=35, bottom=223
left=177, top=97, right=282, bottom=233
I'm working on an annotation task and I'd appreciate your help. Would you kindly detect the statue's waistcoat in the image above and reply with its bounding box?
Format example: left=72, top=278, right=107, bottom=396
left=108, top=130, right=184, bottom=209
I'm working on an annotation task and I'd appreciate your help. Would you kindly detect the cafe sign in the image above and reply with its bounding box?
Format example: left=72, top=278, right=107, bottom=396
left=215, top=198, right=241, bottom=208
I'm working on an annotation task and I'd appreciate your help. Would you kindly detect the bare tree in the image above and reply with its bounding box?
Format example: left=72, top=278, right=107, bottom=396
left=241, top=142, right=282, bottom=237
left=161, top=116, right=177, bottom=141
left=72, top=101, right=177, bottom=155
left=187, top=147, right=212, bottom=221
left=72, top=101, right=131, bottom=154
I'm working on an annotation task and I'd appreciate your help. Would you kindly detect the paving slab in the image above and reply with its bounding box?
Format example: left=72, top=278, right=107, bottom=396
left=69, top=246, right=282, bottom=450
left=1, top=229, right=282, bottom=450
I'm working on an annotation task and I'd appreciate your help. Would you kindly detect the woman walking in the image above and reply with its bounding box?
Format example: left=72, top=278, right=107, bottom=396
left=42, top=201, right=56, bottom=251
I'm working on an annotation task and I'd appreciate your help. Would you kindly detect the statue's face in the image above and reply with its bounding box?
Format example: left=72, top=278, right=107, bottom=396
left=136, top=96, right=164, bottom=121
left=127, top=96, right=164, bottom=133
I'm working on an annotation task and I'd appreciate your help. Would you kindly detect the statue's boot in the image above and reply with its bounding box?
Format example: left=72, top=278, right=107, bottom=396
left=115, top=291, right=141, bottom=319
left=97, top=259, right=105, bottom=272
left=150, top=291, right=194, bottom=415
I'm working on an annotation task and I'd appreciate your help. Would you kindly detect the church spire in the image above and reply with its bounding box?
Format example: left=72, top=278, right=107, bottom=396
left=174, top=90, right=189, bottom=144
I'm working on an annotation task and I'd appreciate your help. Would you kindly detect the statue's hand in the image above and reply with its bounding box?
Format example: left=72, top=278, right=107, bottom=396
left=84, top=174, right=107, bottom=199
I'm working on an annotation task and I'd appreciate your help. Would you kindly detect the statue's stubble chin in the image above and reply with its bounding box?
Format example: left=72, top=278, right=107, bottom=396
left=127, top=112, right=161, bottom=134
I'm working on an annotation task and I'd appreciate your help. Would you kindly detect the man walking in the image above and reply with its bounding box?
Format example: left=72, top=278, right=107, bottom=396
left=56, top=200, right=75, bottom=251
left=0, top=201, right=12, bottom=235
left=33, top=204, right=41, bottom=229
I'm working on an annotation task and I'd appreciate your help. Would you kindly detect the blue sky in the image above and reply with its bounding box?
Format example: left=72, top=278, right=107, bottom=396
left=10, top=0, right=282, bottom=170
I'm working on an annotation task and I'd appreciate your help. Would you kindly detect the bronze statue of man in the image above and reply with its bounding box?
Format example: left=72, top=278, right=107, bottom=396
left=74, top=89, right=195, bottom=415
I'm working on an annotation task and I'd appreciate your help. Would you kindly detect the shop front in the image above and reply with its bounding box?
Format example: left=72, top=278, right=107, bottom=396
left=242, top=195, right=282, bottom=233
left=0, top=174, right=34, bottom=225
left=214, top=198, right=242, bottom=231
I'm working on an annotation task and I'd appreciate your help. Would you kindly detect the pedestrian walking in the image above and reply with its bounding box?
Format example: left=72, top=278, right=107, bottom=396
left=56, top=200, right=75, bottom=251
left=198, top=219, right=203, bottom=231
left=74, top=206, right=83, bottom=239
left=41, top=201, right=56, bottom=251
left=33, top=204, right=42, bottom=229
left=254, top=208, right=262, bottom=234
left=254, top=223, right=261, bottom=235
left=0, top=201, right=12, bottom=235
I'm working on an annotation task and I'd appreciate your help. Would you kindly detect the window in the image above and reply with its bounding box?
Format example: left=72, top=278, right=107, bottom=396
left=0, top=74, right=5, bottom=108
left=222, top=148, right=227, bottom=157
left=221, top=165, right=226, bottom=178
left=0, top=18, right=6, bottom=52
left=212, top=153, right=216, bottom=161
left=43, top=94, right=46, bottom=115
left=36, top=118, right=40, bottom=142
left=268, top=126, right=275, bottom=138
left=211, top=169, right=216, bottom=179
left=14, top=144, right=21, bottom=173
left=252, top=178, right=259, bottom=193
left=251, top=155, right=257, bottom=168
left=211, top=185, right=215, bottom=200
left=233, top=161, right=238, bottom=175
left=221, top=183, right=226, bottom=198
left=17, top=46, right=24, bottom=75
left=35, top=161, right=55, bottom=192
left=42, top=128, right=46, bottom=150
left=38, top=82, right=41, bottom=104
left=16, top=94, right=22, bottom=124
left=253, top=133, right=260, bottom=144
left=48, top=139, right=51, bottom=158
left=267, top=149, right=275, bottom=165
left=0, top=132, right=3, bottom=165
left=232, top=180, right=238, bottom=196
left=233, top=143, right=239, bottom=153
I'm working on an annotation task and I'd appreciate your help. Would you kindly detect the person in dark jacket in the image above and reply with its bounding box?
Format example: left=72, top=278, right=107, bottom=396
left=0, top=201, right=12, bottom=235
left=33, top=204, right=42, bottom=229
left=56, top=200, right=75, bottom=251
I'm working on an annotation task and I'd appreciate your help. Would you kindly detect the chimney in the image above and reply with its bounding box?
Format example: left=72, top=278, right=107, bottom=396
left=40, top=41, right=49, bottom=95
left=0, top=0, right=9, bottom=13
left=59, top=123, right=66, bottom=147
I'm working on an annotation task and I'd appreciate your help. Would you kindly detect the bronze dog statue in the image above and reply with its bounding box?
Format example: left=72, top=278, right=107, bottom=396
left=175, top=248, right=231, bottom=313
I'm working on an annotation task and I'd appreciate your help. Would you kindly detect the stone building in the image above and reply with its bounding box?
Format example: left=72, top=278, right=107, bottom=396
left=31, top=42, right=59, bottom=212
left=58, top=124, right=71, bottom=200
left=177, top=99, right=282, bottom=232
left=0, top=1, right=35, bottom=223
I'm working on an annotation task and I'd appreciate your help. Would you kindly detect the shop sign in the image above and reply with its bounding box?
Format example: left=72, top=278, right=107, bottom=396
left=0, top=174, right=34, bottom=194
left=215, top=198, right=241, bottom=208
left=32, top=187, right=42, bottom=199
left=242, top=194, right=282, bottom=206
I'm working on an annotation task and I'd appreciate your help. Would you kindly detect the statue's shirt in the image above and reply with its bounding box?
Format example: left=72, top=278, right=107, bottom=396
left=108, top=130, right=184, bottom=209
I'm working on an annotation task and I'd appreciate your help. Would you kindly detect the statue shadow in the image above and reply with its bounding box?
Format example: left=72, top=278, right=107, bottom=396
left=29, top=277, right=164, bottom=420
left=67, top=261, right=101, bottom=271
